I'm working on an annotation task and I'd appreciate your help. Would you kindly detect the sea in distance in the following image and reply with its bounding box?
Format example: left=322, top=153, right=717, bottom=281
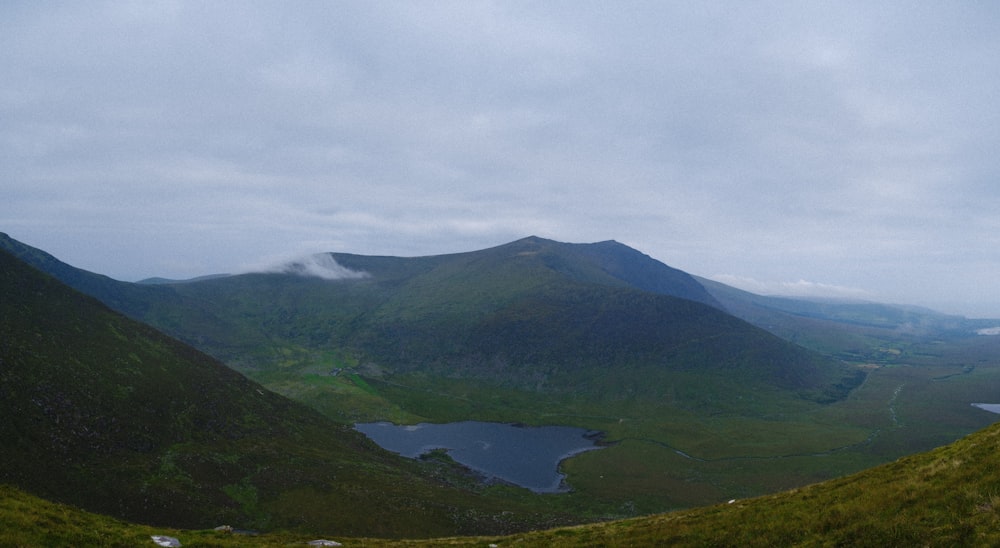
left=354, top=421, right=604, bottom=493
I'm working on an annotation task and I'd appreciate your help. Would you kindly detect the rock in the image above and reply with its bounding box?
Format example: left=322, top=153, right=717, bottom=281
left=151, top=535, right=182, bottom=547
left=307, top=541, right=343, bottom=546
left=213, top=525, right=233, bottom=533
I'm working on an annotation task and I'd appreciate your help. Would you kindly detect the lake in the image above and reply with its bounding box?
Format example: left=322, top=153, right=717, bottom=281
left=354, top=421, right=604, bottom=493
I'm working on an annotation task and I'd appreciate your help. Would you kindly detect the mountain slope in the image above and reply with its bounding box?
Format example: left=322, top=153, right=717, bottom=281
left=1, top=234, right=853, bottom=406
left=6, top=414, right=1000, bottom=546
left=697, top=275, right=983, bottom=362
left=0, top=247, right=582, bottom=537
left=152, top=236, right=857, bottom=404
left=495, top=419, right=1000, bottom=546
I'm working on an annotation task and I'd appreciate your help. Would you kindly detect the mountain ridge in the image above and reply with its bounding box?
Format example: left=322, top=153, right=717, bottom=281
left=0, top=233, right=869, bottom=418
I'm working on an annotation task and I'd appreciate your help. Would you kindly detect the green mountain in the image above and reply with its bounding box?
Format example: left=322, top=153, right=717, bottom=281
left=0, top=234, right=855, bottom=404
left=0, top=246, right=588, bottom=537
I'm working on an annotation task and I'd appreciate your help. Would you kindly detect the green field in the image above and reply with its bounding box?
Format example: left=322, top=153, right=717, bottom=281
left=237, top=331, right=1000, bottom=518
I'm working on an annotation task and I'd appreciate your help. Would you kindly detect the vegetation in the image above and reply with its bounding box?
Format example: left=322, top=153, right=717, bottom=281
left=6, top=416, right=1000, bottom=546
left=0, top=247, right=598, bottom=537
left=5, top=232, right=1000, bottom=543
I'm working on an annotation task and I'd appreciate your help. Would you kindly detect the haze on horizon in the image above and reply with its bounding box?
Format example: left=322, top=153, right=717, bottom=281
left=3, top=2, right=1000, bottom=317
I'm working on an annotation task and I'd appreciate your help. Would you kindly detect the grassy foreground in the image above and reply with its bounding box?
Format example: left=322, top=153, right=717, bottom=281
left=7, top=415, right=1000, bottom=546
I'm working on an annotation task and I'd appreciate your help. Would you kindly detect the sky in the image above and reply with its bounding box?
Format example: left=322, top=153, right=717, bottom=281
left=3, top=2, right=1000, bottom=317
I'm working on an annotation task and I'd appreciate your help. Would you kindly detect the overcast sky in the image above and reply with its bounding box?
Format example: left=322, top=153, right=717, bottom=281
left=3, top=2, right=1000, bottom=316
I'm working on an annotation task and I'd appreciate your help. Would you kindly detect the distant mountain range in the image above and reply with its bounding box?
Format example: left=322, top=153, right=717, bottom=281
left=0, top=234, right=861, bottom=406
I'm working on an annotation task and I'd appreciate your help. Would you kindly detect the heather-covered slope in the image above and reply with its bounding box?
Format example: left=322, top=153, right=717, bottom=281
left=0, top=247, right=581, bottom=537
left=6, top=418, right=1000, bottom=546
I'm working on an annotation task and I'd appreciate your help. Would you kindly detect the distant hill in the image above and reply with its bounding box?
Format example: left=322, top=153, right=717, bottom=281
left=137, top=273, right=231, bottom=284
left=0, top=245, right=582, bottom=537
left=1, top=234, right=856, bottom=406
left=696, top=275, right=988, bottom=362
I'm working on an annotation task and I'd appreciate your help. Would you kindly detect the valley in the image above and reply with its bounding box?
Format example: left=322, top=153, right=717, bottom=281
left=3, top=232, right=1000, bottom=542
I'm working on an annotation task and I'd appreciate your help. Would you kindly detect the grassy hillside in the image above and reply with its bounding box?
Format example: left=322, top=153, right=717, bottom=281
left=6, top=418, right=1000, bottom=546
left=0, top=247, right=593, bottom=537
left=491, top=419, right=1000, bottom=546
left=126, top=236, right=857, bottom=402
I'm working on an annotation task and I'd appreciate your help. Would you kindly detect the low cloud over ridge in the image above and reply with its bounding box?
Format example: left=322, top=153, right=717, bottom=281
left=265, top=254, right=369, bottom=281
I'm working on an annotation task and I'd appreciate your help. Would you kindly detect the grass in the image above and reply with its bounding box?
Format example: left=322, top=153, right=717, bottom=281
left=7, top=416, right=1000, bottom=546
left=240, top=351, right=1000, bottom=519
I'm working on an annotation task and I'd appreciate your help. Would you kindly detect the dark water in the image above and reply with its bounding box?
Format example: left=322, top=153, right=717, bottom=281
left=354, top=421, right=603, bottom=493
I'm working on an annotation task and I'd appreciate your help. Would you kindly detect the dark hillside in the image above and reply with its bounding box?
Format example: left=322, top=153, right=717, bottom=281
left=0, top=232, right=180, bottom=318
left=0, top=248, right=578, bottom=536
left=560, top=238, right=721, bottom=308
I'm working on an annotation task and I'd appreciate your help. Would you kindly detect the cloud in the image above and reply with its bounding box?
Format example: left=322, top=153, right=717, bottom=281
left=710, top=275, right=875, bottom=301
left=2, top=2, right=1000, bottom=316
left=255, top=254, right=369, bottom=281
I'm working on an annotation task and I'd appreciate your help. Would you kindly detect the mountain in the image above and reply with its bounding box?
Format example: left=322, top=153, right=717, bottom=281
left=137, top=274, right=232, bottom=284
left=1, top=234, right=851, bottom=403
left=0, top=233, right=883, bottom=515
left=0, top=245, right=585, bottom=537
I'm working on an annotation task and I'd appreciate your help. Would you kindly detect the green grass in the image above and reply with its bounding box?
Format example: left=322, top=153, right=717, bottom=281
left=492, top=421, right=1000, bottom=547
left=8, top=416, right=1000, bottom=546
left=240, top=352, right=1000, bottom=518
